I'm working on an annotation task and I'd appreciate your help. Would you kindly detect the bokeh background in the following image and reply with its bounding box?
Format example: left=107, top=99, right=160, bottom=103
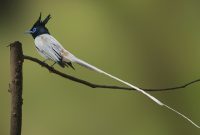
left=1, top=0, right=200, bottom=135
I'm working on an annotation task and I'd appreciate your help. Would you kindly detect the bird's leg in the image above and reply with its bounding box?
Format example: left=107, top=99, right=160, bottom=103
left=42, top=59, right=48, bottom=63
left=41, top=59, right=48, bottom=67
left=51, top=62, right=56, bottom=67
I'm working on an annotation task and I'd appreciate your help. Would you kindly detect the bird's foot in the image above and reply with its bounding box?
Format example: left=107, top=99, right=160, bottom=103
left=51, top=62, right=56, bottom=67
left=42, top=59, right=48, bottom=63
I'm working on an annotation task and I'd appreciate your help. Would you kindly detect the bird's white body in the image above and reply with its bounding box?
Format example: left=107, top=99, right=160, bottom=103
left=35, top=34, right=75, bottom=62
left=34, top=33, right=199, bottom=128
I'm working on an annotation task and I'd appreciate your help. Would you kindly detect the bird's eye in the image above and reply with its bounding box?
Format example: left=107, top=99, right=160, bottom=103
left=32, top=28, right=37, bottom=33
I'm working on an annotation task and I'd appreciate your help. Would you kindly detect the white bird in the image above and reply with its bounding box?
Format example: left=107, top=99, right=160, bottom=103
left=26, top=13, right=199, bottom=128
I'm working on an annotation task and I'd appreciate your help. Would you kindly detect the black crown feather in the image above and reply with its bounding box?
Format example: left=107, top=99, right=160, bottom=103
left=33, top=13, right=51, bottom=27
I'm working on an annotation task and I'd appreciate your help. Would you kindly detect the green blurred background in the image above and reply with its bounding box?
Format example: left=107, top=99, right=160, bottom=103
left=1, top=0, right=200, bottom=135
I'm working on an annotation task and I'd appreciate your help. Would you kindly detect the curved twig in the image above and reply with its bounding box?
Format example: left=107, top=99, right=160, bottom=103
left=23, top=55, right=200, bottom=92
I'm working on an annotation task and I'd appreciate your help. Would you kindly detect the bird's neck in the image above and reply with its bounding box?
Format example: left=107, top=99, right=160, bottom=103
left=32, top=28, right=50, bottom=39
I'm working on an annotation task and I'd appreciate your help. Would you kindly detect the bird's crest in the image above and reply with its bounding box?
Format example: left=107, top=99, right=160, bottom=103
left=33, top=13, right=51, bottom=27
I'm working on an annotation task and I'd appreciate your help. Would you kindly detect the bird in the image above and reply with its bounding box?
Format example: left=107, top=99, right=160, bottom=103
left=26, top=13, right=199, bottom=128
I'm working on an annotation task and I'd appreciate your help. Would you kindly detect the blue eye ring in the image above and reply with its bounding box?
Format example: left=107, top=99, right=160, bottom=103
left=32, top=28, right=37, bottom=33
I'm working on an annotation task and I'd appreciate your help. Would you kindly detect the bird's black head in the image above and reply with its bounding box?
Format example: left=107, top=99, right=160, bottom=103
left=26, top=13, right=51, bottom=39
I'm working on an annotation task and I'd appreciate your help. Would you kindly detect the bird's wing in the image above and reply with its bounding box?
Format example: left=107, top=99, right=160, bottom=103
left=47, top=35, right=76, bottom=69
left=44, top=34, right=76, bottom=62
left=35, top=34, right=76, bottom=69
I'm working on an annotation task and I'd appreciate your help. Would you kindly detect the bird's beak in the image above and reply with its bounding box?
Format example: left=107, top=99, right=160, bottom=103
left=24, top=30, right=33, bottom=34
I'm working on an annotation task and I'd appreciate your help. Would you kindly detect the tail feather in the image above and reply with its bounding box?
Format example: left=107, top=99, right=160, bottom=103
left=73, top=58, right=102, bottom=72
left=73, top=57, right=200, bottom=128
left=62, top=56, right=75, bottom=69
left=65, top=62, right=75, bottom=70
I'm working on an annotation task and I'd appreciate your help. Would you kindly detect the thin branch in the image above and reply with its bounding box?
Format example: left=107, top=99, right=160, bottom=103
left=23, top=55, right=200, bottom=92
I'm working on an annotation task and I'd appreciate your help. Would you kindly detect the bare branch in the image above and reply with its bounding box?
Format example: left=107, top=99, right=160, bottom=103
left=10, top=41, right=23, bottom=135
left=23, top=55, right=200, bottom=92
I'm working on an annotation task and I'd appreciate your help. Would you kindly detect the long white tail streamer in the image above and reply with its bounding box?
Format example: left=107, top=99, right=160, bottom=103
left=73, top=57, right=200, bottom=128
